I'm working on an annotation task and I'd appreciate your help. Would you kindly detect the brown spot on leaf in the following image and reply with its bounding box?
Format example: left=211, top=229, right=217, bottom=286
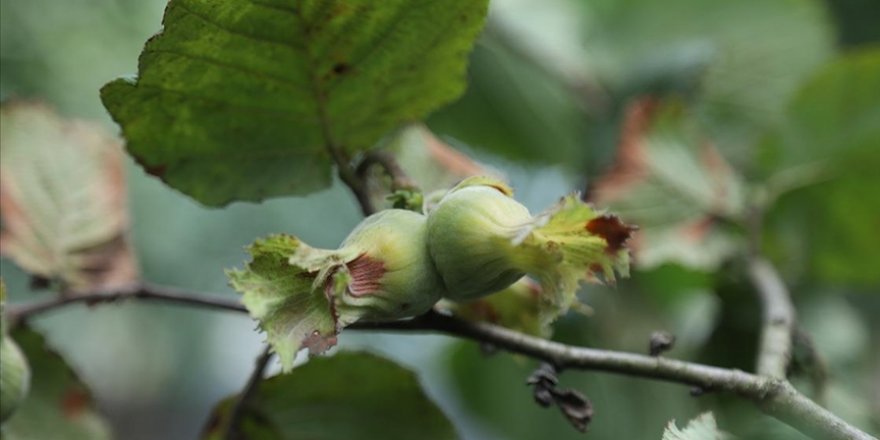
left=61, top=388, right=89, bottom=419
left=680, top=217, right=714, bottom=242
left=143, top=163, right=167, bottom=178
left=586, top=215, right=637, bottom=253
left=467, top=300, right=500, bottom=324
left=332, top=62, right=350, bottom=75
left=303, top=330, right=337, bottom=354
left=588, top=97, right=658, bottom=202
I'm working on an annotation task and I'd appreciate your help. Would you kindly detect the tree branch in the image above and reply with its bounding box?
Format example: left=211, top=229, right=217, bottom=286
left=356, top=312, right=874, bottom=440
left=327, top=145, right=376, bottom=216
left=748, top=256, right=796, bottom=379
left=225, top=345, right=273, bottom=440
left=7, top=282, right=245, bottom=325
left=321, top=144, right=375, bottom=217
left=4, top=287, right=874, bottom=439
left=355, top=150, right=417, bottom=191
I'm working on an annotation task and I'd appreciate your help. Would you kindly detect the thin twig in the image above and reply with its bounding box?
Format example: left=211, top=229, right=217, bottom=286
left=3, top=288, right=874, bottom=439
left=747, top=203, right=796, bottom=380
left=7, top=282, right=245, bottom=325
left=328, top=146, right=376, bottom=216
left=224, top=345, right=274, bottom=440
left=792, top=328, right=830, bottom=404
left=355, top=150, right=417, bottom=191
left=748, top=257, right=796, bottom=379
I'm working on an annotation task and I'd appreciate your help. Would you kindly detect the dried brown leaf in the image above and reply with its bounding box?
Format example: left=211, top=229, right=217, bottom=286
left=0, top=101, right=138, bottom=293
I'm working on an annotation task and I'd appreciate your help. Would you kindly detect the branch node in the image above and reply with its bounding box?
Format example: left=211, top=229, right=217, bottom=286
left=648, top=330, right=676, bottom=357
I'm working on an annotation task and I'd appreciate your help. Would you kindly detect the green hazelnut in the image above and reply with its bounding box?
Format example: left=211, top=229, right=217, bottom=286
left=426, top=178, right=531, bottom=300
left=230, top=209, right=446, bottom=371
left=0, top=336, right=30, bottom=422
left=427, top=176, right=634, bottom=319
left=326, top=209, right=446, bottom=323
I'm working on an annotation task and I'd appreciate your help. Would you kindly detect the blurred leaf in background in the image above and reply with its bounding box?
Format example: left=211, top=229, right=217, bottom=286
left=1, top=0, right=879, bottom=439
left=575, top=0, right=834, bottom=168
left=589, top=99, right=745, bottom=271
left=761, top=49, right=880, bottom=286
left=430, top=0, right=834, bottom=176
left=0, top=0, right=165, bottom=118
left=201, top=352, right=457, bottom=440
left=2, top=326, right=112, bottom=440
left=0, top=102, right=139, bottom=293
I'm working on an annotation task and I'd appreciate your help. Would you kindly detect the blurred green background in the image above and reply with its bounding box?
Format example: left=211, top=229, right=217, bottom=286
left=1, top=0, right=878, bottom=439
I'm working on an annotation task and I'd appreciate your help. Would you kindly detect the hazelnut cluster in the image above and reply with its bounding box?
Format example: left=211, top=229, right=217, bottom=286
left=230, top=177, right=634, bottom=370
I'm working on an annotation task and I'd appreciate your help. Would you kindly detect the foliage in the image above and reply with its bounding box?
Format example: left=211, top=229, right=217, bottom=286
left=1, top=327, right=112, bottom=440
left=1, top=0, right=878, bottom=439
left=101, top=0, right=489, bottom=206
left=201, top=352, right=457, bottom=440
left=0, top=103, right=138, bottom=292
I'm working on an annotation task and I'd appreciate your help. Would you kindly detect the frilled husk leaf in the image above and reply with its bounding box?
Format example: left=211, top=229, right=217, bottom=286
left=228, top=210, right=444, bottom=371
left=439, top=277, right=552, bottom=337
left=428, top=177, right=634, bottom=322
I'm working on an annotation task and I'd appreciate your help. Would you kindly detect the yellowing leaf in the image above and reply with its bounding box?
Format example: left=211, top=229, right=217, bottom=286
left=0, top=102, right=139, bottom=293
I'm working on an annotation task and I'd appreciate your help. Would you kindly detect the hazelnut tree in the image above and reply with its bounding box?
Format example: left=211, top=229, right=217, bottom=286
left=1, top=0, right=878, bottom=439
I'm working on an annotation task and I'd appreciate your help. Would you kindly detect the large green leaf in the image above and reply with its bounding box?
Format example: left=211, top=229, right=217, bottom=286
left=1, top=327, right=112, bottom=440
left=102, top=0, right=489, bottom=206
left=0, top=102, right=139, bottom=293
left=201, top=352, right=457, bottom=440
left=761, top=49, right=880, bottom=285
